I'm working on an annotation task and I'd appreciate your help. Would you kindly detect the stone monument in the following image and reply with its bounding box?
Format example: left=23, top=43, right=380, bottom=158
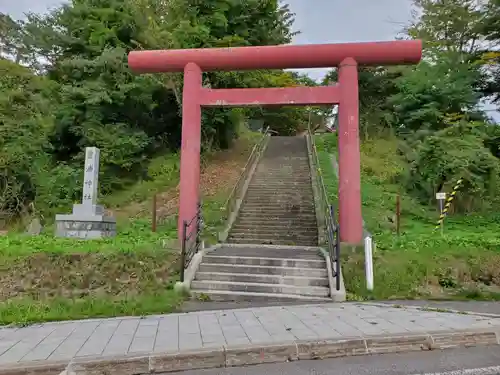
left=55, top=147, right=116, bottom=239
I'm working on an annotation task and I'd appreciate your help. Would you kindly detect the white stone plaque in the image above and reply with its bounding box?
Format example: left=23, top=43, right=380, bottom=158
left=82, top=147, right=100, bottom=206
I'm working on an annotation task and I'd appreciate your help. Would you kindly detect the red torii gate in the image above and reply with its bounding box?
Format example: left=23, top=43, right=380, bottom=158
left=128, top=40, right=422, bottom=245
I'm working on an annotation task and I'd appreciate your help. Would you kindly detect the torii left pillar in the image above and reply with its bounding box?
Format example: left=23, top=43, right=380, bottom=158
left=128, top=40, right=422, bottom=245
left=179, top=62, right=202, bottom=239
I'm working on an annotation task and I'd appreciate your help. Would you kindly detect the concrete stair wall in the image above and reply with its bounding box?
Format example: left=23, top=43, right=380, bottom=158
left=191, top=245, right=332, bottom=302
left=227, top=135, right=318, bottom=246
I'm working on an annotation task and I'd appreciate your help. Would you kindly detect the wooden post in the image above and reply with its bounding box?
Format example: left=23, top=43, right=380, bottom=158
left=396, top=194, right=401, bottom=236
left=152, top=193, right=157, bottom=232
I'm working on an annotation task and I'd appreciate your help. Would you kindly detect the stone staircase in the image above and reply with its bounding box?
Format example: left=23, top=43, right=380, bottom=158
left=190, top=244, right=331, bottom=302
left=187, top=136, right=345, bottom=303
left=228, top=135, right=318, bottom=246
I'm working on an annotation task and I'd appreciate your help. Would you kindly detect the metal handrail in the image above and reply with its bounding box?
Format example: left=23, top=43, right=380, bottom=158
left=327, top=205, right=341, bottom=291
left=308, top=125, right=341, bottom=291
left=180, top=202, right=202, bottom=282
left=221, top=126, right=271, bottom=221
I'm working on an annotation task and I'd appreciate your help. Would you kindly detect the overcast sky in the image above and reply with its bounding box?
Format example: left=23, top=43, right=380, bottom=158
left=0, top=0, right=414, bottom=80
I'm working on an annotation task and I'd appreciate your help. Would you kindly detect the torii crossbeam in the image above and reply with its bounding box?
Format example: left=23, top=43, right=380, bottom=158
left=128, top=40, right=422, bottom=245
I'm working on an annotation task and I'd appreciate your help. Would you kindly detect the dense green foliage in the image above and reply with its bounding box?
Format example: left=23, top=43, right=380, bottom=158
left=0, top=0, right=312, bottom=221
left=323, top=0, right=500, bottom=213
left=2, top=0, right=500, bottom=222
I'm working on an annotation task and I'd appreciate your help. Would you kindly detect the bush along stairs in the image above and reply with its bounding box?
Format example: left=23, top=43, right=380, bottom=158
left=190, top=136, right=346, bottom=303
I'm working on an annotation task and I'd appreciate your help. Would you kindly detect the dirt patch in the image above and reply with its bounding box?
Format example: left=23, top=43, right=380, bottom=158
left=114, top=138, right=256, bottom=221
left=0, top=250, right=179, bottom=301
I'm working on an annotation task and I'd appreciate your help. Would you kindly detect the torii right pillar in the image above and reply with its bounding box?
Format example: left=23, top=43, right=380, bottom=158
left=338, top=57, right=362, bottom=243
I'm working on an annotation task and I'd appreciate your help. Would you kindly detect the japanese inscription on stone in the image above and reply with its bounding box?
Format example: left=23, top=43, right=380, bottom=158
left=82, top=147, right=100, bottom=206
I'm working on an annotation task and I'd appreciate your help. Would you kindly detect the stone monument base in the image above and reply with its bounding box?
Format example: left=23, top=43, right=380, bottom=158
left=55, top=205, right=116, bottom=239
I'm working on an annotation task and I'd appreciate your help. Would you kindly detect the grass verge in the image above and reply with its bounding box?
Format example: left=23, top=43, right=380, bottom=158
left=0, top=130, right=262, bottom=325
left=315, top=133, right=500, bottom=302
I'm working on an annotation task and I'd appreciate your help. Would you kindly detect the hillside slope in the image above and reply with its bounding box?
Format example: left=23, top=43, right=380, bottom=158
left=0, top=131, right=262, bottom=324
left=315, top=133, right=500, bottom=301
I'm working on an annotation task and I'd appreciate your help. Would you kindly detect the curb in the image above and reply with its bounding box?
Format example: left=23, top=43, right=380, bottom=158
left=0, top=329, right=499, bottom=375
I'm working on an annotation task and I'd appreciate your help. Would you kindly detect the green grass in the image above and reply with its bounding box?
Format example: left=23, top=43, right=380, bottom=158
left=315, top=133, right=500, bottom=302
left=0, top=130, right=261, bottom=325
left=102, top=153, right=181, bottom=208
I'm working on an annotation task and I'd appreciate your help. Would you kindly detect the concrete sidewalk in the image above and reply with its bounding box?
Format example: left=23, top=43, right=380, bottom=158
left=1, top=303, right=500, bottom=374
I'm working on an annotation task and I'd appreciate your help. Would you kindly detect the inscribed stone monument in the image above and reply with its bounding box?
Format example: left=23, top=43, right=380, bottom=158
left=55, top=147, right=116, bottom=239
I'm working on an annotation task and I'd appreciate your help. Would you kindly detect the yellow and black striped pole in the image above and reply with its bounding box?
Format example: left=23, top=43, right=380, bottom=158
left=435, top=178, right=463, bottom=231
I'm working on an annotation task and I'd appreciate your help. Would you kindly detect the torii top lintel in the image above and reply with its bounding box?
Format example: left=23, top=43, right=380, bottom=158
left=128, top=40, right=422, bottom=73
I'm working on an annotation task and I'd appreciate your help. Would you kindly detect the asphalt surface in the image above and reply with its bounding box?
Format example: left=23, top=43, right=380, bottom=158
left=166, top=346, right=500, bottom=375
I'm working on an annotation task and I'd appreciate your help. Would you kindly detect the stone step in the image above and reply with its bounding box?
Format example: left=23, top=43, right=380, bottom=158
left=241, top=203, right=315, bottom=209
left=254, top=169, right=311, bottom=173
left=202, top=255, right=325, bottom=268
left=227, top=238, right=317, bottom=246
left=237, top=208, right=316, bottom=214
left=257, top=166, right=309, bottom=170
left=198, top=263, right=328, bottom=277
left=229, top=232, right=317, bottom=241
left=237, top=209, right=315, bottom=216
left=248, top=185, right=312, bottom=190
left=239, top=204, right=314, bottom=211
left=243, top=197, right=315, bottom=203
left=246, top=183, right=312, bottom=188
left=257, top=162, right=309, bottom=166
left=231, top=223, right=318, bottom=232
left=228, top=226, right=318, bottom=235
left=254, top=171, right=310, bottom=175
left=250, top=180, right=311, bottom=185
left=236, top=213, right=317, bottom=221
left=245, top=193, right=313, bottom=198
left=252, top=171, right=310, bottom=175
left=250, top=181, right=311, bottom=185
left=246, top=186, right=312, bottom=191
left=242, top=201, right=313, bottom=207
left=244, top=195, right=313, bottom=200
left=190, top=290, right=330, bottom=302
left=209, top=245, right=323, bottom=259
left=261, top=157, right=308, bottom=160
left=234, top=218, right=318, bottom=226
left=191, top=280, right=330, bottom=297
left=194, top=272, right=329, bottom=287
left=254, top=170, right=311, bottom=175
left=251, top=181, right=310, bottom=185
left=230, top=227, right=318, bottom=236
left=240, top=205, right=315, bottom=212
left=259, top=158, right=308, bottom=162
left=245, top=189, right=312, bottom=195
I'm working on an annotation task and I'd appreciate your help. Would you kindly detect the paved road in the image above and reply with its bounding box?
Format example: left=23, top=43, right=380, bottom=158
left=167, top=346, right=500, bottom=375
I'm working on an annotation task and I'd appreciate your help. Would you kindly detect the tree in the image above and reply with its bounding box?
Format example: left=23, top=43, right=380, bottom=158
left=23, top=0, right=181, bottom=193
left=163, top=0, right=304, bottom=139
left=476, top=0, right=500, bottom=103
left=0, top=0, right=310, bottom=218
left=322, top=66, right=403, bottom=137
left=406, top=0, right=486, bottom=58
left=0, top=14, right=27, bottom=63
left=387, top=52, right=481, bottom=133
left=405, top=122, right=500, bottom=211
left=0, top=59, right=55, bottom=217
